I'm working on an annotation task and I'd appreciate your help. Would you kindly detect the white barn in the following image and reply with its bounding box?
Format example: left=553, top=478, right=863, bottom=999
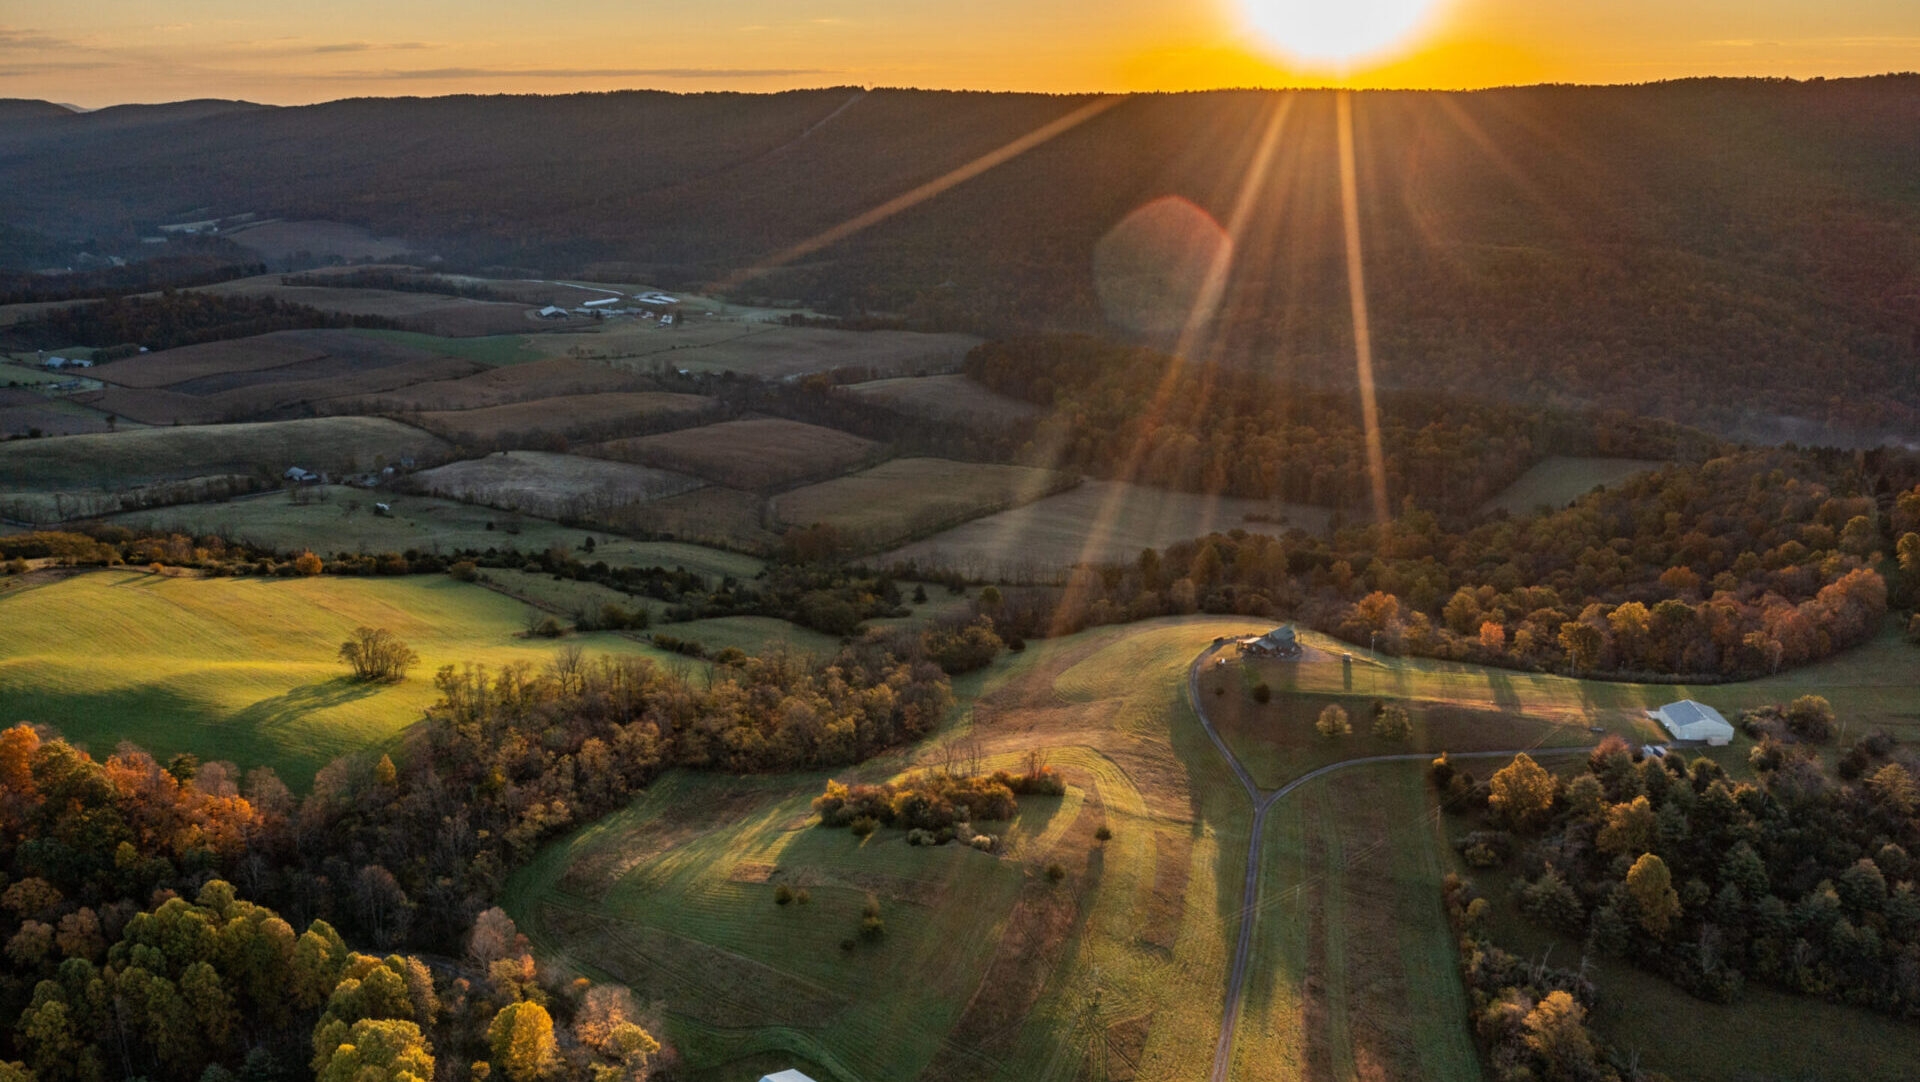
left=1646, top=700, right=1734, bottom=746
left=757, top=1072, right=818, bottom=1082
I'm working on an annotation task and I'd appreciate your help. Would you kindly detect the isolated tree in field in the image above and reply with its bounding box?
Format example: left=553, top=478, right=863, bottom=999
left=1315, top=704, right=1351, bottom=738
left=339, top=627, right=419, bottom=682
left=1373, top=702, right=1412, bottom=741
left=1488, top=753, right=1555, bottom=831
left=1625, top=852, right=1681, bottom=934
left=487, top=1001, right=557, bottom=1082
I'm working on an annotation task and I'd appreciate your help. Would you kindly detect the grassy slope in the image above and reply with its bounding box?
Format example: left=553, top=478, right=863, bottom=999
left=504, top=617, right=1269, bottom=1082
left=1235, top=763, right=1481, bottom=1082
left=0, top=570, right=673, bottom=784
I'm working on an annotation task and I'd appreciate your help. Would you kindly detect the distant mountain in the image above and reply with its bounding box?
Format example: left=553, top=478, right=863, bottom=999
left=1, top=80, right=1917, bottom=442
left=0, top=99, right=77, bottom=124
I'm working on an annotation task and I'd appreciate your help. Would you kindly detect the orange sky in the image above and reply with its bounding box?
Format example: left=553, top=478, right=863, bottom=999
left=3, top=1, right=1917, bottom=107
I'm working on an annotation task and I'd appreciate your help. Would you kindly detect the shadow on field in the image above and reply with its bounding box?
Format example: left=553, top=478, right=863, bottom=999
left=226, top=677, right=382, bottom=735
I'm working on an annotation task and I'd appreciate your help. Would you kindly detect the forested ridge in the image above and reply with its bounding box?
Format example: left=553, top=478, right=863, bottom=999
left=4, top=80, right=1918, bottom=440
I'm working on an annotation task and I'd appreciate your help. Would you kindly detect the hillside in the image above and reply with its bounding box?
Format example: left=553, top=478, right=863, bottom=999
left=1, top=81, right=1918, bottom=441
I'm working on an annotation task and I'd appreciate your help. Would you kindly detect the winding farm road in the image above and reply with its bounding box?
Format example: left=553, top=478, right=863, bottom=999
left=1185, top=643, right=1595, bottom=1082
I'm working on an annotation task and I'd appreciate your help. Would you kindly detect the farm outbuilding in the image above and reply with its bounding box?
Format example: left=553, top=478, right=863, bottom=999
left=1240, top=625, right=1302, bottom=659
left=757, top=1072, right=818, bottom=1082
left=1646, top=700, right=1734, bottom=746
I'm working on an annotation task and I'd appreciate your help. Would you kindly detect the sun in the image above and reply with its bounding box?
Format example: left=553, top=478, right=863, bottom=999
left=1235, top=0, right=1449, bottom=69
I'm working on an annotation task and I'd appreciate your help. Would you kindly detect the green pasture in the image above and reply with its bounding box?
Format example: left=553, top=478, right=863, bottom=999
left=657, top=616, right=844, bottom=660
left=0, top=569, right=674, bottom=785
left=506, top=617, right=1270, bottom=1082
left=1234, top=762, right=1480, bottom=1082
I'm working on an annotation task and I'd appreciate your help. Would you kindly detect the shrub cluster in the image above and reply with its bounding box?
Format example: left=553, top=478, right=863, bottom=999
left=813, top=764, right=1064, bottom=836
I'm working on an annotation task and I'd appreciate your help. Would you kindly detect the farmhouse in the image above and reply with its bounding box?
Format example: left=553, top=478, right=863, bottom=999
left=283, top=467, right=319, bottom=483
left=1646, top=700, right=1734, bottom=746
left=1240, top=625, right=1303, bottom=659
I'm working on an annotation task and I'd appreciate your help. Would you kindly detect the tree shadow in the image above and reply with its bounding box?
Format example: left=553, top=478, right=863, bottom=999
left=224, top=676, right=384, bottom=736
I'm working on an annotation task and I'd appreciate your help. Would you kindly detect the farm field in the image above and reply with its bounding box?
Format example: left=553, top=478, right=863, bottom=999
left=474, top=567, right=660, bottom=624
left=0, top=389, right=113, bottom=436
left=884, top=480, right=1332, bottom=580
left=506, top=616, right=1280, bottom=1082
left=1483, top=455, right=1663, bottom=516
left=193, top=272, right=536, bottom=335
left=0, top=416, right=449, bottom=513
left=843, top=374, right=1042, bottom=427
left=411, top=451, right=704, bottom=521
left=89, top=333, right=330, bottom=388
left=613, top=485, right=778, bottom=552
left=345, top=328, right=550, bottom=367
left=102, top=486, right=764, bottom=576
left=90, top=355, right=484, bottom=425
left=1232, top=762, right=1481, bottom=1082
left=345, top=355, right=649, bottom=412
left=0, top=569, right=668, bottom=785
left=591, top=418, right=881, bottom=492
left=221, top=219, right=411, bottom=263
left=774, top=458, right=1075, bottom=552
left=595, top=322, right=979, bottom=380
left=411, top=391, right=715, bottom=446
left=655, top=616, right=845, bottom=659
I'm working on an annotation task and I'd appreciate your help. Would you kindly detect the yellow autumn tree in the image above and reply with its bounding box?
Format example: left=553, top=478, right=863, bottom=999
left=1625, top=852, right=1682, bottom=934
left=1488, top=753, right=1555, bottom=831
left=488, top=1001, right=557, bottom=1082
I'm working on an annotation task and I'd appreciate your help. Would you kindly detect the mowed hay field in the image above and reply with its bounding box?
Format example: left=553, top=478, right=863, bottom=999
left=412, top=452, right=703, bottom=521
left=507, top=617, right=1277, bottom=1082
left=0, top=416, right=449, bottom=492
left=774, top=459, right=1076, bottom=551
left=843, top=374, right=1042, bottom=427
left=0, top=569, right=668, bottom=785
left=885, top=480, right=1331, bottom=580
left=1483, top=456, right=1663, bottom=516
left=591, top=418, right=880, bottom=491
left=1234, top=762, right=1481, bottom=1082
left=412, top=392, right=716, bottom=446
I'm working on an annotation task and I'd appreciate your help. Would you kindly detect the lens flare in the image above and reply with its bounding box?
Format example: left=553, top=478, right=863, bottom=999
left=1237, top=0, right=1447, bottom=68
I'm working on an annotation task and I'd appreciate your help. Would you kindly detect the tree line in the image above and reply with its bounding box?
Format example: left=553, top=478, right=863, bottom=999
left=0, top=623, right=970, bottom=1079
left=2, top=292, right=402, bottom=354
left=933, top=450, right=1906, bottom=680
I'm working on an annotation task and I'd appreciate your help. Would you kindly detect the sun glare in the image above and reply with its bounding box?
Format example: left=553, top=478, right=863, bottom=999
left=1236, top=0, right=1448, bottom=69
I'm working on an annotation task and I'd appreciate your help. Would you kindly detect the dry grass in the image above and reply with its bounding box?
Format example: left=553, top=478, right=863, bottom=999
left=589, top=417, right=880, bottom=491
left=773, top=457, right=1075, bottom=552
left=843, top=374, right=1042, bottom=426
left=411, top=451, right=703, bottom=521
left=884, top=479, right=1331, bottom=580
left=595, top=321, right=981, bottom=381
left=411, top=392, right=716, bottom=447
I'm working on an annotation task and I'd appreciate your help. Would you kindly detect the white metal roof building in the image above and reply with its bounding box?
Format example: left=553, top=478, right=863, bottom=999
left=1646, top=700, right=1734, bottom=746
left=757, top=1071, right=819, bottom=1082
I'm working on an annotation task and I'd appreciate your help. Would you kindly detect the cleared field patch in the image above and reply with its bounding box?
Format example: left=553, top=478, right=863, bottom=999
left=591, top=418, right=881, bottom=491
left=843, top=374, right=1041, bottom=427
left=345, top=356, right=651, bottom=412
left=611, top=486, right=778, bottom=552
left=0, top=570, right=666, bottom=785
left=506, top=616, right=1269, bottom=1081
left=413, top=451, right=703, bottom=521
left=222, top=220, right=411, bottom=263
left=412, top=391, right=716, bottom=447
left=1233, top=763, right=1481, bottom=1082
left=886, top=479, right=1331, bottom=580
left=1483, top=455, right=1663, bottom=516
left=0, top=390, right=113, bottom=436
left=655, top=616, right=843, bottom=659
left=774, top=458, right=1075, bottom=552
left=475, top=568, right=660, bottom=623
left=0, top=416, right=449, bottom=493
left=596, top=322, right=980, bottom=381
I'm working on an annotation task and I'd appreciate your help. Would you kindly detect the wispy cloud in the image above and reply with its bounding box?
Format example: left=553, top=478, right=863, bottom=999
left=308, top=41, right=433, bottom=55
left=0, top=61, right=114, bottom=75
left=314, top=66, right=830, bottom=81
left=0, top=28, right=78, bottom=51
